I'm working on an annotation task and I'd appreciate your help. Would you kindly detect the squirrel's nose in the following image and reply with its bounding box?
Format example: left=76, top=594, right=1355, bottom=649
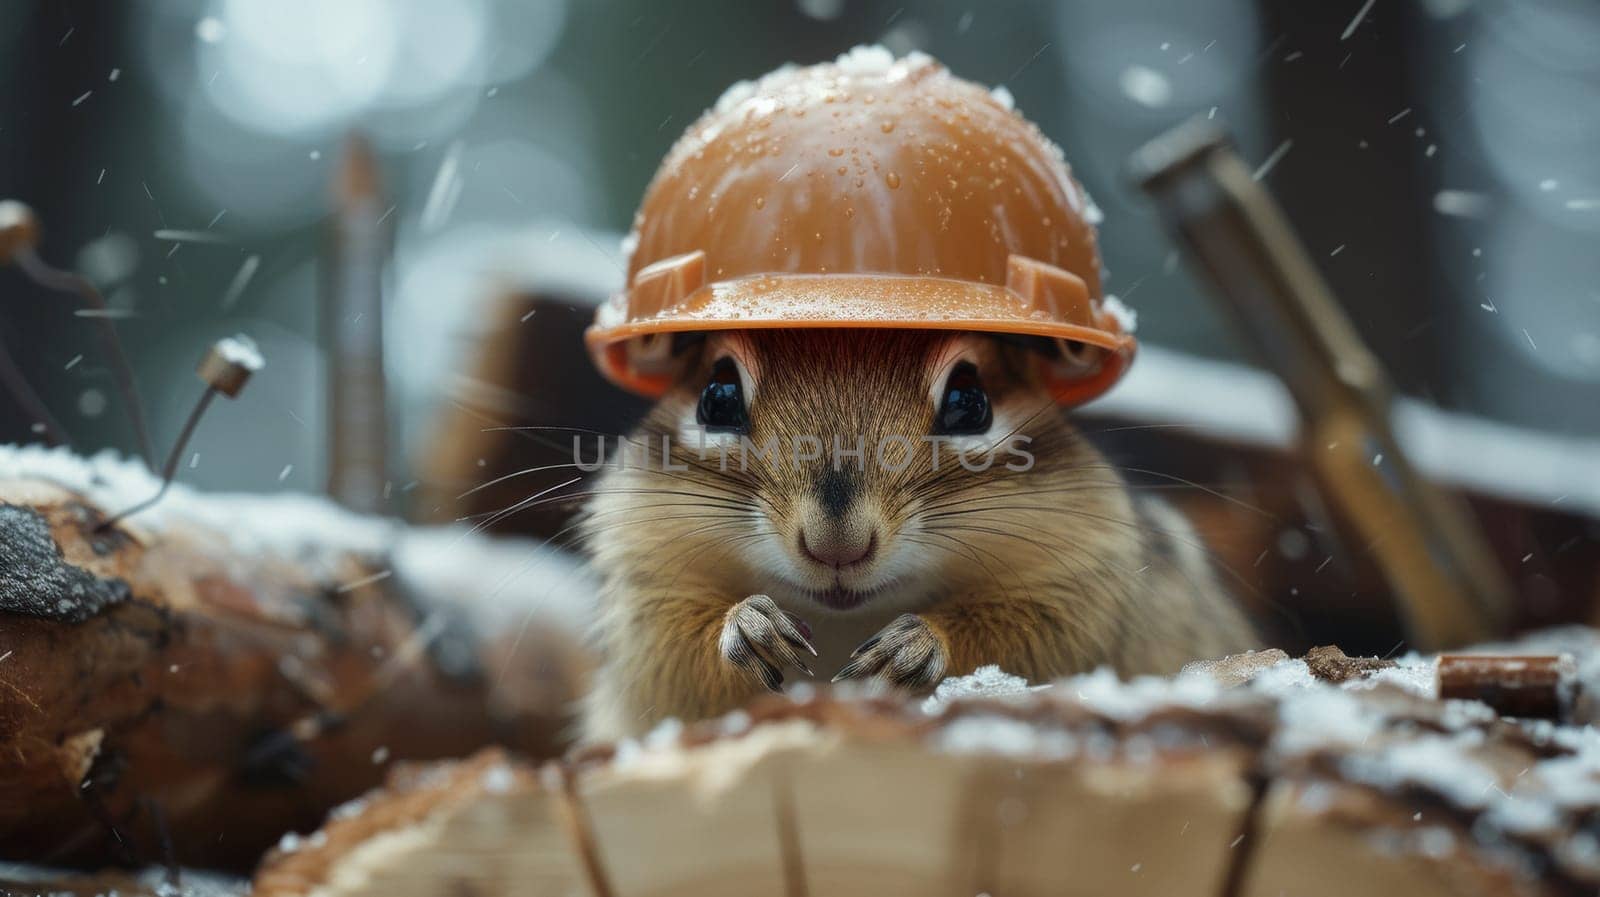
left=799, top=527, right=877, bottom=569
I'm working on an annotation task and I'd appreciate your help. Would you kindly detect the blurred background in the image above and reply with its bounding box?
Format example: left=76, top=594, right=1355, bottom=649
left=2, top=0, right=1597, bottom=650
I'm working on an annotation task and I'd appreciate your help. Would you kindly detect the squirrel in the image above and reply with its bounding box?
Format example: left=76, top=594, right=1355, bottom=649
left=576, top=48, right=1260, bottom=739
left=580, top=329, right=1257, bottom=740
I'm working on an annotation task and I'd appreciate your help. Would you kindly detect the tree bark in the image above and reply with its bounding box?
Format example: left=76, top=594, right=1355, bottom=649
left=0, top=472, right=589, bottom=871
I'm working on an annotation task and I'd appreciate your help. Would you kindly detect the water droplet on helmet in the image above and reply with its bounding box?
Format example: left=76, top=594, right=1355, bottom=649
left=885, top=171, right=901, bottom=189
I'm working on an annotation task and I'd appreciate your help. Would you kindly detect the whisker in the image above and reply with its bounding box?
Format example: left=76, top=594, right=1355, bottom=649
left=456, top=461, right=595, bottom=500
left=463, top=476, right=584, bottom=537
left=1083, top=422, right=1205, bottom=435
left=1086, top=463, right=1276, bottom=520
left=460, top=485, right=755, bottom=526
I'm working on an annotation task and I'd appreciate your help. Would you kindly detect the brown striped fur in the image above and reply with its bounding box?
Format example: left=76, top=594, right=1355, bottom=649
left=581, top=330, right=1256, bottom=740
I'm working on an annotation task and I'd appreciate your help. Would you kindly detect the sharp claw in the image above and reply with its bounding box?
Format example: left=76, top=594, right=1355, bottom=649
left=784, top=612, right=813, bottom=642
left=832, top=653, right=877, bottom=683
left=766, top=637, right=813, bottom=677
left=831, top=615, right=945, bottom=687
left=850, top=634, right=882, bottom=659
left=772, top=614, right=818, bottom=657
left=759, top=658, right=784, bottom=692
left=728, top=597, right=821, bottom=684
left=785, top=628, right=820, bottom=657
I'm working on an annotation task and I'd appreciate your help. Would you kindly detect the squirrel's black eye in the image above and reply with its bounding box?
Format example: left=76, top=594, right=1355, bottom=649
left=934, top=361, right=992, bottom=435
left=696, top=357, right=749, bottom=434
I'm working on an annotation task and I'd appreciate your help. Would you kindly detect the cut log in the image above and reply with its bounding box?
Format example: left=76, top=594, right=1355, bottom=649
left=253, top=703, right=1265, bottom=897
left=0, top=862, right=246, bottom=896
left=255, top=639, right=1600, bottom=897
left=0, top=446, right=593, bottom=870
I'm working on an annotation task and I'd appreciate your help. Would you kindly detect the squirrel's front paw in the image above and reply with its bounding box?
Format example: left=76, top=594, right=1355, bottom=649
left=720, top=594, right=818, bottom=691
left=832, top=613, right=948, bottom=689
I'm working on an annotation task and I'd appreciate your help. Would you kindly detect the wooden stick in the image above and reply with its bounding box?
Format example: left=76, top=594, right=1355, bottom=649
left=1436, top=654, right=1575, bottom=719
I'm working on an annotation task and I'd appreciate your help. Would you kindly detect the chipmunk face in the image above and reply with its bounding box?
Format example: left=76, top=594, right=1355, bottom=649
left=609, top=329, right=1107, bottom=616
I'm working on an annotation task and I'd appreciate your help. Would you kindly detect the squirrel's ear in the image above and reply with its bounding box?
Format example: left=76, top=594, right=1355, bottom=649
left=1048, top=339, right=1103, bottom=378
left=1037, top=341, right=1105, bottom=397
left=645, top=333, right=709, bottom=393
left=626, top=331, right=679, bottom=378
left=1037, top=337, right=1131, bottom=407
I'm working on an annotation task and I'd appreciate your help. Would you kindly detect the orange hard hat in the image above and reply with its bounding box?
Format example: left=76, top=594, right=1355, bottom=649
left=586, top=47, right=1135, bottom=407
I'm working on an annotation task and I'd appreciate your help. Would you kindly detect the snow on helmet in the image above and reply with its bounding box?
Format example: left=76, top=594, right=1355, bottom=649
left=587, top=46, right=1135, bottom=407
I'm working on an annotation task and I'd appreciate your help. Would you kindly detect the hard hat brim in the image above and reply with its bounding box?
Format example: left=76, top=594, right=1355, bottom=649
left=586, top=273, right=1136, bottom=405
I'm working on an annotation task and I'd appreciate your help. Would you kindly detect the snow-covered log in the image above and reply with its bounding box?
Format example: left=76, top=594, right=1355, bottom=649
left=253, top=637, right=1600, bottom=897
left=0, top=446, right=592, bottom=870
